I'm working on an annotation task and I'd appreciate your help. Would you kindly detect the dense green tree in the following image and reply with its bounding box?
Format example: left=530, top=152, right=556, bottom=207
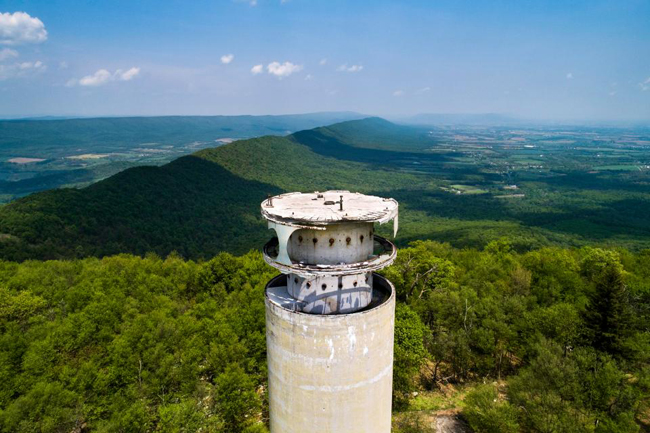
left=0, top=242, right=648, bottom=431
left=582, top=249, right=634, bottom=357
left=213, top=365, right=263, bottom=433
left=382, top=240, right=456, bottom=303
left=464, top=384, right=520, bottom=433
left=0, top=382, right=82, bottom=433
left=393, top=304, right=428, bottom=405
left=507, top=340, right=643, bottom=433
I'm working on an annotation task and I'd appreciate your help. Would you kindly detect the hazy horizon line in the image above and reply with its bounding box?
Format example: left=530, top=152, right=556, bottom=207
left=1, top=111, right=649, bottom=127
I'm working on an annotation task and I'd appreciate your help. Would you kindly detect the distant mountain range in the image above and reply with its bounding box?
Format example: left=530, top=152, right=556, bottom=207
left=0, top=112, right=367, bottom=202
left=1, top=116, right=649, bottom=261
left=0, top=112, right=366, bottom=158
left=0, top=117, right=434, bottom=261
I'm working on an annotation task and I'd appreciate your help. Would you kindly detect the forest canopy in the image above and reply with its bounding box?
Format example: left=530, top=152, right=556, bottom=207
left=0, top=241, right=648, bottom=432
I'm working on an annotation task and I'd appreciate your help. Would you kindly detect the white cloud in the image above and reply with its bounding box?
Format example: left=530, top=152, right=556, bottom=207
left=0, top=12, right=47, bottom=45
left=609, top=91, right=617, bottom=96
left=68, top=67, right=141, bottom=87
left=0, top=58, right=44, bottom=80
left=251, top=64, right=263, bottom=75
left=19, top=60, right=42, bottom=70
left=304, top=74, right=313, bottom=81
left=392, top=90, right=404, bottom=97
left=78, top=69, right=112, bottom=86
left=337, top=64, right=363, bottom=73
left=267, top=61, right=303, bottom=78
left=117, top=67, right=140, bottom=81
left=0, top=48, right=18, bottom=61
left=415, top=86, right=431, bottom=94
left=566, top=72, right=573, bottom=79
left=319, top=58, right=327, bottom=66
left=58, top=61, right=68, bottom=69
left=640, top=77, right=650, bottom=91
left=221, top=54, right=234, bottom=64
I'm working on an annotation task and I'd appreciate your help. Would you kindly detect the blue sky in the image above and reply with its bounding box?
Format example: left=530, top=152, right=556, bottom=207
left=0, top=0, right=649, bottom=121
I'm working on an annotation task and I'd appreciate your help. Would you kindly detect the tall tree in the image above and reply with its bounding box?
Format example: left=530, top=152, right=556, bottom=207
left=585, top=263, right=633, bottom=357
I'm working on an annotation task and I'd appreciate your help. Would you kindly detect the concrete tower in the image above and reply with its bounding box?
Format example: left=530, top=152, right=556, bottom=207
left=261, top=190, right=398, bottom=433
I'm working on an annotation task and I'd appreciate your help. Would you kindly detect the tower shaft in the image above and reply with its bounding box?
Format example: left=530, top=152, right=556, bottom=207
left=261, top=191, right=399, bottom=433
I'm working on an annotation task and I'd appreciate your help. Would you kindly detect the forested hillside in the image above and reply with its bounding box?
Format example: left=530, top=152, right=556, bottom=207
left=0, top=118, right=648, bottom=431
left=0, top=155, right=281, bottom=260
left=0, top=113, right=364, bottom=158
left=1, top=117, right=650, bottom=261
left=0, top=113, right=365, bottom=202
left=0, top=242, right=648, bottom=431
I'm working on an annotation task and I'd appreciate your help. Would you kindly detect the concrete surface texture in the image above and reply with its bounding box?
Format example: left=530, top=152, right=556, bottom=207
left=287, top=222, right=375, bottom=265
left=265, top=274, right=396, bottom=433
left=261, top=191, right=398, bottom=432
left=261, top=191, right=398, bottom=227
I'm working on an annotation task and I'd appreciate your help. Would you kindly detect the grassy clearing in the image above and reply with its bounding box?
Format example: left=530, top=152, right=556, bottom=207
left=392, top=383, right=478, bottom=432
left=441, top=185, right=489, bottom=195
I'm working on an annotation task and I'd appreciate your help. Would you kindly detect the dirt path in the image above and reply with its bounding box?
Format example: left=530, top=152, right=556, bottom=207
left=435, top=414, right=472, bottom=433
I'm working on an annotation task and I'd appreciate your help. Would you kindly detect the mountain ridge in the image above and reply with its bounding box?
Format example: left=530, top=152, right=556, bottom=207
left=1, top=116, right=649, bottom=261
left=0, top=117, right=450, bottom=261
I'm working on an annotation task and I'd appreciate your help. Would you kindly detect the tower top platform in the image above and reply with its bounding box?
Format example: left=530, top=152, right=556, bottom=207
left=261, top=190, right=398, bottom=229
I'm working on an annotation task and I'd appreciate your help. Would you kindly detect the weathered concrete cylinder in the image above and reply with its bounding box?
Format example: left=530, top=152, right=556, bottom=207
left=265, top=273, right=395, bottom=433
left=261, top=191, right=399, bottom=432
left=288, top=222, right=374, bottom=265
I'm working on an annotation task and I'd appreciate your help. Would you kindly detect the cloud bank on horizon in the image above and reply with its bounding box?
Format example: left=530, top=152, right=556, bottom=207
left=0, top=1, right=649, bottom=121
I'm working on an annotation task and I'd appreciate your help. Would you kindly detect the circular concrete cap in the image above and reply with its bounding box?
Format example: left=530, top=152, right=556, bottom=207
left=261, top=190, right=398, bottom=226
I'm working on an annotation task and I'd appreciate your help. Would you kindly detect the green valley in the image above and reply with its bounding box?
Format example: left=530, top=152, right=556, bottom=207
left=2, top=2, right=648, bottom=431
left=0, top=117, right=649, bottom=262
left=0, top=118, right=649, bottom=431
left=0, top=113, right=364, bottom=203
left=0, top=118, right=650, bottom=260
